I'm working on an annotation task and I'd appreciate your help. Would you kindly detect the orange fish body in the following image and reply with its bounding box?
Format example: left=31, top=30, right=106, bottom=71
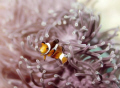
left=40, top=39, right=67, bottom=64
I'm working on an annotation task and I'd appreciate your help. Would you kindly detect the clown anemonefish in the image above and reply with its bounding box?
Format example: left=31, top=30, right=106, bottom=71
left=40, top=39, right=67, bottom=64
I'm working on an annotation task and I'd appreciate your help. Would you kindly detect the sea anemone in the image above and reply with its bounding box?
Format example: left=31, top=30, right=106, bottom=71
left=0, top=0, right=120, bottom=88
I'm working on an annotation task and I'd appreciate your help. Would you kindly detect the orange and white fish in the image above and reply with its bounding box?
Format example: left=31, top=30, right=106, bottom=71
left=40, top=39, right=67, bottom=64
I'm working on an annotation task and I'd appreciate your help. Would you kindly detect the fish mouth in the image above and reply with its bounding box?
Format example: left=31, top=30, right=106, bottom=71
left=40, top=49, right=44, bottom=54
left=40, top=50, right=43, bottom=53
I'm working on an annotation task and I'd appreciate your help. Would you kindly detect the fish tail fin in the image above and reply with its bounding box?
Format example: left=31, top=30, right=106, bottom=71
left=62, top=57, right=67, bottom=64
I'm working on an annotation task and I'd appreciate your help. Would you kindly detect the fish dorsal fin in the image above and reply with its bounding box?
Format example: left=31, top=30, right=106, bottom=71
left=53, top=39, right=59, bottom=44
left=52, top=44, right=58, bottom=50
left=50, top=39, right=59, bottom=50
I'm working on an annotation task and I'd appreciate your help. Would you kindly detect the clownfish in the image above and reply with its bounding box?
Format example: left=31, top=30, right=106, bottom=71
left=40, top=39, right=67, bottom=64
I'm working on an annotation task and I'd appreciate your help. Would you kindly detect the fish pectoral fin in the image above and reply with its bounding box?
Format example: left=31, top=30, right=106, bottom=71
left=48, top=49, right=55, bottom=56
left=44, top=55, right=46, bottom=61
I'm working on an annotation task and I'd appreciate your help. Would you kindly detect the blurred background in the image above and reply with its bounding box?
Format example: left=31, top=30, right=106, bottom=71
left=79, top=0, right=120, bottom=30
left=0, top=0, right=120, bottom=30
left=79, top=0, right=120, bottom=40
left=0, top=0, right=120, bottom=35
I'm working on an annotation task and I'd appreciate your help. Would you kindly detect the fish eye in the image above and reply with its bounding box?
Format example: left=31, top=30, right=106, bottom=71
left=46, top=48, right=48, bottom=50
